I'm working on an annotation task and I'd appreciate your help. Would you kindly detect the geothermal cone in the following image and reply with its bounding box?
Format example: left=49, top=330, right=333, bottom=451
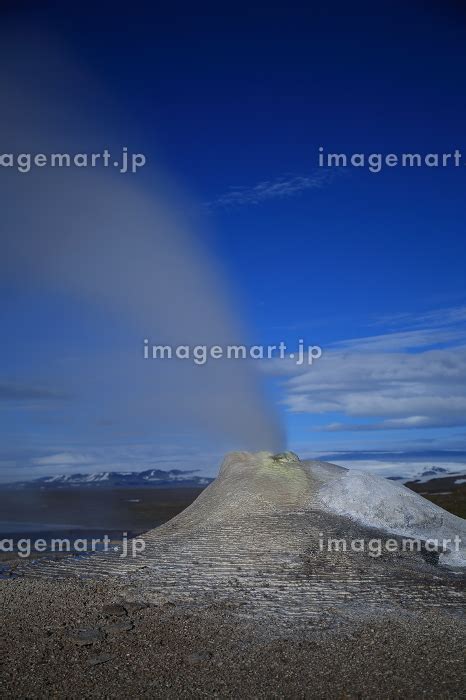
left=16, top=452, right=466, bottom=622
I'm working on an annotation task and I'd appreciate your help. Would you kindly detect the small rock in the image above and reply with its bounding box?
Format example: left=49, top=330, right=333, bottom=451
left=187, top=651, right=213, bottom=664
left=151, top=596, right=175, bottom=606
left=102, top=603, right=127, bottom=617
left=106, top=621, right=134, bottom=635
left=68, top=628, right=105, bottom=646
left=122, top=601, right=148, bottom=614
left=88, top=654, right=113, bottom=667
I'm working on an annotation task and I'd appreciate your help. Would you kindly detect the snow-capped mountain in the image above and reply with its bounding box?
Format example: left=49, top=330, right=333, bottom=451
left=4, top=469, right=214, bottom=489
left=388, top=466, right=458, bottom=483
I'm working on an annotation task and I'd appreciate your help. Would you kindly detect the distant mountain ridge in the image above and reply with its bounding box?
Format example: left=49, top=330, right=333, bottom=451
left=388, top=466, right=454, bottom=483
left=4, top=468, right=214, bottom=489
left=4, top=464, right=464, bottom=490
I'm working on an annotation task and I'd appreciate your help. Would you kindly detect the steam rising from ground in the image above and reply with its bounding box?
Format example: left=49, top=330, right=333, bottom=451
left=0, top=31, right=284, bottom=457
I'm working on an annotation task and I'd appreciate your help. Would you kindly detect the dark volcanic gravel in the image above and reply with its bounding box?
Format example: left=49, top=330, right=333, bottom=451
left=1, top=577, right=465, bottom=698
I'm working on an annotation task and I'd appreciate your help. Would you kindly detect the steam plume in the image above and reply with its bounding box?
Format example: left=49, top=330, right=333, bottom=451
left=0, top=29, right=284, bottom=455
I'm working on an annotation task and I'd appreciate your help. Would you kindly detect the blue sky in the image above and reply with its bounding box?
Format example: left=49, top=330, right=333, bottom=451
left=1, top=1, right=466, bottom=480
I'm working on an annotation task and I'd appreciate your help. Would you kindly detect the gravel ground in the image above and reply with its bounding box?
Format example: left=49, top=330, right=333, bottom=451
left=1, top=576, right=465, bottom=698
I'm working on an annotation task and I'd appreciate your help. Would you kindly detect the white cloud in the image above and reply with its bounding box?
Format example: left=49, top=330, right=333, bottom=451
left=332, top=327, right=466, bottom=352
left=33, top=452, right=94, bottom=467
left=206, top=170, right=334, bottom=208
left=374, top=304, right=466, bottom=330
left=273, top=307, right=466, bottom=433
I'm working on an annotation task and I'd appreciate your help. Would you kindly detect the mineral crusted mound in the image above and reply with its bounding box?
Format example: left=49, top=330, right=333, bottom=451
left=15, top=452, right=466, bottom=621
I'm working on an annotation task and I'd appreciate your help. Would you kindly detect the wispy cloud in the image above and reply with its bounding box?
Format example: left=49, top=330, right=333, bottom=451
left=373, top=305, right=466, bottom=330
left=0, top=381, right=68, bottom=401
left=331, top=327, right=466, bottom=352
left=267, top=305, right=466, bottom=434
left=322, top=415, right=466, bottom=432
left=206, top=170, right=335, bottom=208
